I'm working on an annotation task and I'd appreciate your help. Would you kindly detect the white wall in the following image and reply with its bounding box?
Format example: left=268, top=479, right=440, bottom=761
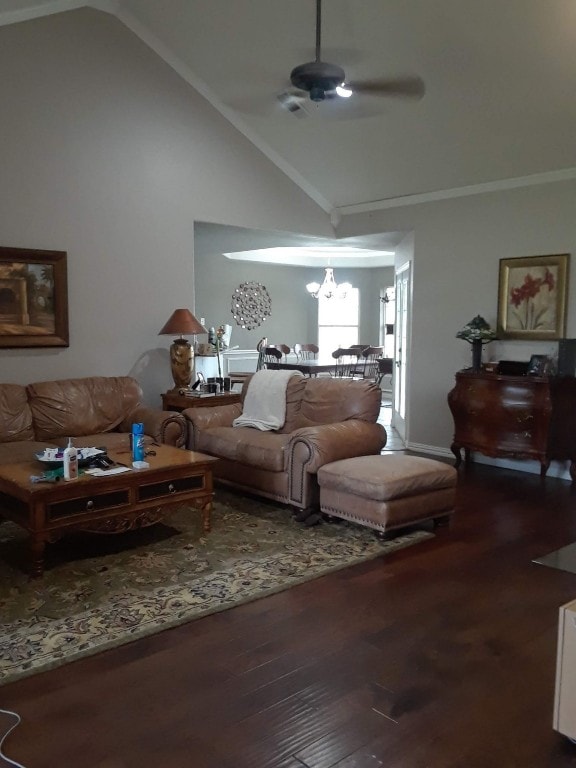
left=0, top=9, right=332, bottom=404
left=338, top=179, right=576, bottom=472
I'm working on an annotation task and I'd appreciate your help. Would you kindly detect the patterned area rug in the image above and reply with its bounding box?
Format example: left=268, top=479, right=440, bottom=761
left=0, top=491, right=433, bottom=686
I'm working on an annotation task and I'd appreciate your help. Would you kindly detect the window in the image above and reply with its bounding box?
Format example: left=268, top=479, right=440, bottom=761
left=317, top=288, right=359, bottom=352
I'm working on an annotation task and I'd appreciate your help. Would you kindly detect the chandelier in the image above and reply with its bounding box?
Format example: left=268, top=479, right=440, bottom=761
left=306, top=268, right=351, bottom=299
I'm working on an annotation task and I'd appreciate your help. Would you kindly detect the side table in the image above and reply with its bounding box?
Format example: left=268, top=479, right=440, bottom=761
left=162, top=390, right=242, bottom=413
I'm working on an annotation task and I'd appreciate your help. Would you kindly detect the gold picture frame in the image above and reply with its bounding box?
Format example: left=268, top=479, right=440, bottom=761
left=497, top=253, right=569, bottom=340
left=0, top=246, right=69, bottom=348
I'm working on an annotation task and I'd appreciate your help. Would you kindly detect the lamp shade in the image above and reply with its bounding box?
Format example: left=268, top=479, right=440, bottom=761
left=158, top=309, right=207, bottom=337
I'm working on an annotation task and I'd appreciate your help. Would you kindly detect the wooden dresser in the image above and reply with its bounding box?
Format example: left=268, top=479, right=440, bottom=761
left=447, top=370, right=576, bottom=479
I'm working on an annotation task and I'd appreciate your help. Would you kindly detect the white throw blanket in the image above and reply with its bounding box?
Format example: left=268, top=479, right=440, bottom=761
left=232, top=370, right=300, bottom=431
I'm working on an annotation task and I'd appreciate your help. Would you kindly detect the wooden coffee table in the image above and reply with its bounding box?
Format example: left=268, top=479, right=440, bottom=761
left=0, top=445, right=218, bottom=577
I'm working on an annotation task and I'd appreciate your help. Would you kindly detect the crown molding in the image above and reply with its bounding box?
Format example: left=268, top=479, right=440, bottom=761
left=336, top=167, right=576, bottom=216
left=0, top=0, right=85, bottom=26
left=3, top=2, right=576, bottom=223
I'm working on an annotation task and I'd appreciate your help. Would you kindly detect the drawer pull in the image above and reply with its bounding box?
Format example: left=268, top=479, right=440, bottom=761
left=168, top=483, right=176, bottom=494
left=86, top=500, right=94, bottom=511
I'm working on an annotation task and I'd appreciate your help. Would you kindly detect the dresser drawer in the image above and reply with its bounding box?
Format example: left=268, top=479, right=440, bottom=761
left=137, top=474, right=205, bottom=502
left=48, top=489, right=130, bottom=519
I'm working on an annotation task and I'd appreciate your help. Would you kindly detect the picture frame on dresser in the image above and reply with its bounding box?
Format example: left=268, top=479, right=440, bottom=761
left=497, top=253, right=569, bottom=340
left=527, top=354, right=549, bottom=376
left=0, top=246, right=69, bottom=348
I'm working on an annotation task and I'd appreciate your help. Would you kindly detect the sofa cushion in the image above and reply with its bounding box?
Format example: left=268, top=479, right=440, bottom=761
left=27, top=376, right=143, bottom=441
left=276, top=374, right=307, bottom=434
left=318, top=455, right=457, bottom=501
left=296, top=378, right=381, bottom=428
left=197, top=426, right=291, bottom=472
left=0, top=384, right=34, bottom=443
left=240, top=373, right=306, bottom=434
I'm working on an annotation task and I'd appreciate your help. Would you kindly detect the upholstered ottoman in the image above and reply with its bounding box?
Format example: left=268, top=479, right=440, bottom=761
left=317, top=455, right=457, bottom=534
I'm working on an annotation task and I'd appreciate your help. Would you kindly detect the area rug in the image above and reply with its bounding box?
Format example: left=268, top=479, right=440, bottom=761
left=0, top=491, right=433, bottom=686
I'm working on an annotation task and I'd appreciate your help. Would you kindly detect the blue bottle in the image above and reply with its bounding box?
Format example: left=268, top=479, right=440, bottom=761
left=132, top=423, right=145, bottom=462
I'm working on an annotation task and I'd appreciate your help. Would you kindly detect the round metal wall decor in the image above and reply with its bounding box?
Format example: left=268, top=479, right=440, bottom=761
left=231, top=281, right=271, bottom=330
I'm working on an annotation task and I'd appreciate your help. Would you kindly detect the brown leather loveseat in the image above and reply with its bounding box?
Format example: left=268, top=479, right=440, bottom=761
left=184, top=374, right=386, bottom=514
left=0, top=376, right=186, bottom=465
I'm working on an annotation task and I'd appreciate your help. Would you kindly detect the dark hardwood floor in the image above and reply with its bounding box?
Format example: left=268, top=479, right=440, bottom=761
left=3, top=461, right=576, bottom=767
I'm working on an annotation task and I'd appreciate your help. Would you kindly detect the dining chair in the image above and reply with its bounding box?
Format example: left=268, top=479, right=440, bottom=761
left=331, top=347, right=363, bottom=378
left=255, top=337, right=269, bottom=371
left=268, top=343, right=290, bottom=361
left=295, top=343, right=319, bottom=361
left=361, top=346, right=385, bottom=381
left=338, top=345, right=365, bottom=377
left=263, top=346, right=283, bottom=367
left=376, top=357, right=394, bottom=387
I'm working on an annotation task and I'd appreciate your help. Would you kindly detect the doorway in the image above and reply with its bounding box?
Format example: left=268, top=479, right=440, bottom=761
left=392, top=262, right=411, bottom=443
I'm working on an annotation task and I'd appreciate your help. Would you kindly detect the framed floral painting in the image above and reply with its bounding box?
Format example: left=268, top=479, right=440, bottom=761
left=497, top=254, right=570, bottom=340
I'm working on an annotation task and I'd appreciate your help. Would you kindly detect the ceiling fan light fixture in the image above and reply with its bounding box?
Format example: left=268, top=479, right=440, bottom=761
left=280, top=0, right=425, bottom=113
left=335, top=84, right=353, bottom=98
left=310, top=86, right=326, bottom=102
left=290, top=61, right=346, bottom=101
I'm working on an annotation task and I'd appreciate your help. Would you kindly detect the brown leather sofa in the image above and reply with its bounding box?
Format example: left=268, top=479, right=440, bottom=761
left=0, top=376, right=186, bottom=465
left=184, top=374, right=386, bottom=513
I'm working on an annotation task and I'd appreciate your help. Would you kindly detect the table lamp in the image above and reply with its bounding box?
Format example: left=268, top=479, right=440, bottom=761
left=158, top=309, right=207, bottom=390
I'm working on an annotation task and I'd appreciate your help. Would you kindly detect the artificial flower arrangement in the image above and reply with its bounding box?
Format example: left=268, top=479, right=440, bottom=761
left=211, top=324, right=232, bottom=380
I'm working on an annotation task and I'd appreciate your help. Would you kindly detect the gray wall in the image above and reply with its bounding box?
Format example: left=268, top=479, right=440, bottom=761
left=0, top=9, right=332, bottom=403
left=2, top=6, right=573, bottom=475
left=194, top=234, right=394, bottom=352
left=339, top=179, right=576, bottom=467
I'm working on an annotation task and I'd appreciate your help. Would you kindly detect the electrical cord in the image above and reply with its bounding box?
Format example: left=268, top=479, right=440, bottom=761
left=0, top=709, right=26, bottom=768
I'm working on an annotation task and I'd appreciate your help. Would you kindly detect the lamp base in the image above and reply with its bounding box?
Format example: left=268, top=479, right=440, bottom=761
left=471, top=339, right=483, bottom=372
left=169, top=339, right=194, bottom=390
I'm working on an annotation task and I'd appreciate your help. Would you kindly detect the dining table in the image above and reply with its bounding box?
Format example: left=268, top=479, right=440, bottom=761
left=265, top=358, right=341, bottom=376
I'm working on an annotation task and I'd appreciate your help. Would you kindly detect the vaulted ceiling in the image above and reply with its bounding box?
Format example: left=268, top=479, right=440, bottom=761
left=3, top=0, right=576, bottom=223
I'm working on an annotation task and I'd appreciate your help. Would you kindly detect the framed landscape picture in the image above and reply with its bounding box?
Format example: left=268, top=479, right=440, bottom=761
left=0, top=246, right=69, bottom=348
left=497, top=253, right=569, bottom=340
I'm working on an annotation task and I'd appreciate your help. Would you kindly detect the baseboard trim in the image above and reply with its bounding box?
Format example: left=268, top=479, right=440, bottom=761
left=470, top=454, right=572, bottom=481
left=406, top=442, right=453, bottom=459
left=406, top=442, right=573, bottom=481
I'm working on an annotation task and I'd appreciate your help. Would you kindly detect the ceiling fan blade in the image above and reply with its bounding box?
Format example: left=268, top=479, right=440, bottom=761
left=277, top=89, right=388, bottom=120
left=348, top=76, right=426, bottom=99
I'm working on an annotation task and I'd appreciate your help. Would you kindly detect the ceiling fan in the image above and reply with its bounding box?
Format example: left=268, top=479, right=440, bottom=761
left=285, top=0, right=425, bottom=105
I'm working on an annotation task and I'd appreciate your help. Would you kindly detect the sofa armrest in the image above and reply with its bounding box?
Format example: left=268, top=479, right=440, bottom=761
left=183, top=404, right=243, bottom=449
left=120, top=407, right=186, bottom=448
left=288, top=421, right=387, bottom=508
